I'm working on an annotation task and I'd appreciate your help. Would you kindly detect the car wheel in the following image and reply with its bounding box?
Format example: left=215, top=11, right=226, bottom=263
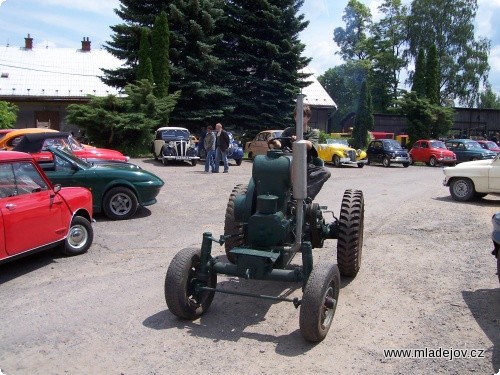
left=382, top=157, right=390, bottom=167
left=332, top=155, right=341, bottom=167
left=402, top=162, right=410, bottom=168
left=235, top=158, right=242, bottom=166
left=248, top=152, right=254, bottom=160
left=449, top=178, right=475, bottom=202
left=164, top=247, right=217, bottom=320
left=429, top=156, right=437, bottom=167
left=357, top=163, right=364, bottom=168
left=299, top=263, right=340, bottom=342
left=103, top=187, right=139, bottom=220
left=224, top=184, right=248, bottom=263
left=366, top=158, right=371, bottom=166
left=337, top=189, right=364, bottom=277
left=62, top=216, right=93, bottom=256
left=191, top=159, right=197, bottom=166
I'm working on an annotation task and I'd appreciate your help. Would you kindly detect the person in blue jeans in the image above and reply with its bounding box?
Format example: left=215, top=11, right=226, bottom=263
left=214, top=122, right=230, bottom=173
left=204, top=125, right=216, bottom=172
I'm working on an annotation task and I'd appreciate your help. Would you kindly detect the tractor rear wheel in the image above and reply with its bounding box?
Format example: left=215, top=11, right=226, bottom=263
left=165, top=247, right=216, bottom=320
left=337, top=189, right=364, bottom=277
left=299, top=263, right=340, bottom=342
left=224, top=184, right=248, bottom=263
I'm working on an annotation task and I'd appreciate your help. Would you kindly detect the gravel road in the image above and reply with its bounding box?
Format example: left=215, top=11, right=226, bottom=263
left=0, top=158, right=499, bottom=375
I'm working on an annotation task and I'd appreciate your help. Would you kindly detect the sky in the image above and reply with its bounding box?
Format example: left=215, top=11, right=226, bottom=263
left=0, top=0, right=499, bottom=95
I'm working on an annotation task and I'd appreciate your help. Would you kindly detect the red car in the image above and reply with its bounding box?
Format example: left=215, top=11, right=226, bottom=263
left=477, top=140, right=500, bottom=153
left=0, top=151, right=94, bottom=264
left=12, top=132, right=129, bottom=164
left=409, top=139, right=457, bottom=166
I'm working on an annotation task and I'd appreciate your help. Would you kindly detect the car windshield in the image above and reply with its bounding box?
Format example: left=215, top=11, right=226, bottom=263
left=383, top=140, right=402, bottom=149
left=50, top=146, right=91, bottom=169
left=430, top=141, right=446, bottom=149
left=484, top=141, right=498, bottom=149
left=42, top=137, right=72, bottom=152
left=272, top=131, right=283, bottom=138
left=161, top=129, right=189, bottom=140
left=465, top=141, right=482, bottom=150
left=68, top=136, right=85, bottom=151
left=326, top=139, right=349, bottom=146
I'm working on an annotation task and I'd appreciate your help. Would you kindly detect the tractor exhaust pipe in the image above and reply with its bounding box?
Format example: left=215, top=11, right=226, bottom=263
left=292, top=94, right=307, bottom=249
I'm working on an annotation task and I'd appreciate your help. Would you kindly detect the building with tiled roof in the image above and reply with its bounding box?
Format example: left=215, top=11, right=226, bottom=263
left=0, top=35, right=336, bottom=132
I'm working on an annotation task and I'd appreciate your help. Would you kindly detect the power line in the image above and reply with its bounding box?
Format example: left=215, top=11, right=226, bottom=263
left=0, top=62, right=102, bottom=78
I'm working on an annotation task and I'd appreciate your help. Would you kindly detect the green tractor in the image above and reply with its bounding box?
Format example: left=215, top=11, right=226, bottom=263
left=165, top=96, right=364, bottom=342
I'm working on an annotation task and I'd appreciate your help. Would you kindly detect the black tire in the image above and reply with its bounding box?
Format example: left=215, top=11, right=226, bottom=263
left=333, top=155, right=341, bottom=167
left=449, top=178, right=475, bottom=202
left=62, top=216, right=93, bottom=256
left=402, top=162, right=410, bottom=168
left=248, top=152, right=254, bottom=160
left=235, top=158, right=243, bottom=166
left=497, top=255, right=500, bottom=284
left=382, top=157, right=390, bottom=167
left=337, top=189, right=364, bottom=277
left=299, top=263, right=340, bottom=342
left=429, top=156, right=437, bottom=167
left=357, top=163, right=364, bottom=168
left=191, top=159, right=197, bottom=166
left=103, top=186, right=138, bottom=220
left=162, top=158, right=168, bottom=166
left=224, top=184, right=248, bottom=263
left=366, top=158, right=371, bottom=166
left=165, top=247, right=217, bottom=320
left=199, top=148, right=207, bottom=160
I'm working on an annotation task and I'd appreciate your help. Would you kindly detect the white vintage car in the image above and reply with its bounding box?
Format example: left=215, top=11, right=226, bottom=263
left=152, top=127, right=199, bottom=166
left=443, top=154, right=500, bottom=201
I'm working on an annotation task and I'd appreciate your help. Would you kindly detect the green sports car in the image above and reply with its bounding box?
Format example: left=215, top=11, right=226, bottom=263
left=43, top=146, right=164, bottom=220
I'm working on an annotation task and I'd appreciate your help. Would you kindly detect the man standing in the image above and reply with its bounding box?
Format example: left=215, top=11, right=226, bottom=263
left=204, top=125, right=216, bottom=172
left=214, top=122, right=230, bottom=173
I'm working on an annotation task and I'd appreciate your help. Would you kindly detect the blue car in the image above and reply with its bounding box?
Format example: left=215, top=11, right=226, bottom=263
left=198, top=131, right=243, bottom=166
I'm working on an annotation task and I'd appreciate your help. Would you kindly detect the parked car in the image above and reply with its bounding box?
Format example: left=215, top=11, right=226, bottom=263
left=366, top=139, right=410, bottom=167
left=12, top=131, right=130, bottom=164
left=42, top=146, right=164, bottom=220
left=444, top=139, right=497, bottom=162
left=245, top=130, right=283, bottom=160
left=442, top=154, right=500, bottom=202
left=198, top=131, right=244, bottom=166
left=409, top=139, right=457, bottom=166
left=477, top=140, right=500, bottom=153
left=0, top=150, right=94, bottom=264
left=317, top=139, right=367, bottom=168
left=152, top=127, right=199, bottom=166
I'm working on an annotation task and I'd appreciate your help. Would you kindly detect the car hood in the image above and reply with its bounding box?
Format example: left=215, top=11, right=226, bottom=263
left=444, top=159, right=493, bottom=174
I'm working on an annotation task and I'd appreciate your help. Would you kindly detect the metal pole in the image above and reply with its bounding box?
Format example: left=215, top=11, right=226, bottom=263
left=293, top=93, right=307, bottom=249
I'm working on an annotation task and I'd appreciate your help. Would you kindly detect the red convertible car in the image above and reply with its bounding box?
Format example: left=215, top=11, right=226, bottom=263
left=0, top=151, right=94, bottom=264
left=12, top=132, right=129, bottom=164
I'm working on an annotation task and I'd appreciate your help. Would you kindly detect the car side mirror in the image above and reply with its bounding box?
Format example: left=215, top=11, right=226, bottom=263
left=53, top=184, right=61, bottom=193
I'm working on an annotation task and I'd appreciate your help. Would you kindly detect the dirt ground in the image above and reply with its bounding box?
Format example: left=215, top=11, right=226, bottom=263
left=0, top=158, right=499, bottom=375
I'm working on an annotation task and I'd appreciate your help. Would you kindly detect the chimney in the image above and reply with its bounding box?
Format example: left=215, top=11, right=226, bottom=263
left=81, top=37, right=91, bottom=52
left=24, top=34, right=33, bottom=50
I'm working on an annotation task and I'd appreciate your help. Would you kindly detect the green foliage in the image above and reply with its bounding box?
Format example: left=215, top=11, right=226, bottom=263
left=333, top=0, right=372, bottom=60
left=412, top=48, right=426, bottom=96
left=151, top=11, right=170, bottom=98
left=318, top=61, right=371, bottom=130
left=352, top=80, right=373, bottom=149
left=318, top=130, right=329, bottom=143
left=0, top=101, right=18, bottom=129
left=137, top=28, right=154, bottom=83
left=396, top=92, right=453, bottom=145
left=219, top=0, right=310, bottom=131
left=407, top=0, right=490, bottom=106
left=478, top=84, right=500, bottom=109
left=66, top=80, right=180, bottom=156
left=425, top=44, right=439, bottom=105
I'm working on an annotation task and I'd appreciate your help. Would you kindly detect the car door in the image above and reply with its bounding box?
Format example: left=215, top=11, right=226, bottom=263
left=0, top=161, right=66, bottom=256
left=411, top=141, right=423, bottom=162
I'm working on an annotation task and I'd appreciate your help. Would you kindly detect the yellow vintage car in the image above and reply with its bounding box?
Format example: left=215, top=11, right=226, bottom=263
left=317, top=139, right=368, bottom=168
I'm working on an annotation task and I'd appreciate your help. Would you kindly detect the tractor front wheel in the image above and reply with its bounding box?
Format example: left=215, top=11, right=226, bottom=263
left=165, top=247, right=217, bottom=320
left=299, top=263, right=340, bottom=342
left=337, top=189, right=364, bottom=277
